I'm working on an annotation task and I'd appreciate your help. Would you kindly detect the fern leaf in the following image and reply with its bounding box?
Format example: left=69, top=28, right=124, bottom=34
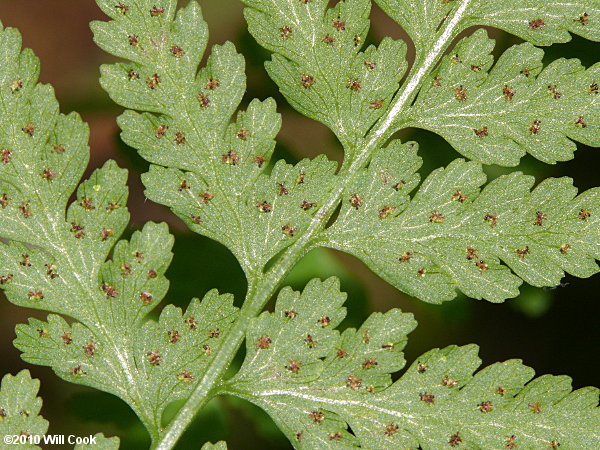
left=141, top=153, right=339, bottom=274
left=0, top=21, right=240, bottom=440
left=405, top=29, right=600, bottom=166
left=221, top=279, right=600, bottom=449
left=0, top=370, right=48, bottom=446
left=241, top=1, right=599, bottom=167
left=92, top=1, right=346, bottom=275
left=0, top=370, right=119, bottom=449
left=375, top=0, right=600, bottom=50
left=14, top=277, right=239, bottom=431
left=241, top=0, right=408, bottom=149
left=201, top=442, right=227, bottom=450
left=467, top=1, right=600, bottom=45
left=321, top=146, right=600, bottom=303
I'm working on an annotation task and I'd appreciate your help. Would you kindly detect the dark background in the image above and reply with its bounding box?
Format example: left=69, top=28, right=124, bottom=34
left=0, top=1, right=598, bottom=448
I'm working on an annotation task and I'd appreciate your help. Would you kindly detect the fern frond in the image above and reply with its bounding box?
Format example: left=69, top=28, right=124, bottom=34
left=242, top=0, right=407, bottom=150
left=222, top=279, right=600, bottom=449
left=376, top=0, right=600, bottom=50
left=322, top=148, right=600, bottom=303
left=83, top=1, right=600, bottom=447
left=91, top=1, right=351, bottom=276
left=404, top=29, right=600, bottom=165
left=0, top=370, right=118, bottom=449
left=0, top=21, right=239, bottom=442
left=0, top=371, right=48, bottom=445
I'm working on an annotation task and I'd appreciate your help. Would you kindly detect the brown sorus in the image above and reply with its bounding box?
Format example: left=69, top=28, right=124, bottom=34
left=256, top=335, right=272, bottom=349
left=221, top=150, right=239, bottom=165
left=206, top=78, right=220, bottom=90
left=503, top=85, right=516, bottom=101
left=332, top=18, right=346, bottom=31
left=147, top=351, right=162, bottom=366
left=474, top=126, right=489, bottom=138
left=300, top=75, right=315, bottom=88
left=285, top=360, right=301, bottom=373
left=349, top=193, right=362, bottom=209
left=449, top=433, right=462, bottom=446
left=346, top=375, right=362, bottom=390
left=279, top=26, right=292, bottom=39
left=529, top=18, right=545, bottom=29
left=478, top=401, right=493, bottom=413
left=530, top=119, right=542, bottom=135
left=147, top=73, right=160, bottom=89
left=150, top=6, right=165, bottom=17
left=177, top=371, right=194, bottom=383
left=419, top=393, right=435, bottom=403
left=308, top=410, right=324, bottom=423
left=164, top=329, right=179, bottom=344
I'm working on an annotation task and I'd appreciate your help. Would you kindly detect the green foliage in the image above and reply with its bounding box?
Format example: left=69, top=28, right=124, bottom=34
left=0, top=20, right=239, bottom=443
left=92, top=1, right=348, bottom=276
left=92, top=0, right=600, bottom=306
left=15, top=284, right=239, bottom=432
left=243, top=0, right=407, bottom=150
left=243, top=0, right=600, bottom=167
left=0, top=0, right=599, bottom=449
left=376, top=0, right=600, bottom=49
left=323, top=149, right=600, bottom=303
left=0, top=370, right=48, bottom=446
left=223, top=280, right=600, bottom=449
left=405, top=29, right=600, bottom=166
left=201, top=442, right=227, bottom=450
left=0, top=370, right=118, bottom=449
left=87, top=0, right=599, bottom=446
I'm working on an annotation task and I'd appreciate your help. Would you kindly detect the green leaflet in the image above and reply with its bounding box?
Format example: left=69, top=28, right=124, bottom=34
left=0, top=371, right=48, bottom=448
left=92, top=0, right=345, bottom=276
left=0, top=370, right=118, bottom=449
left=0, top=160, right=130, bottom=321
left=0, top=20, right=241, bottom=442
left=405, top=29, right=600, bottom=166
left=375, top=0, right=600, bottom=51
left=201, top=442, right=227, bottom=450
left=222, top=279, right=600, bottom=449
left=321, top=145, right=600, bottom=303
left=241, top=0, right=407, bottom=151
left=141, top=153, right=339, bottom=275
left=244, top=0, right=600, bottom=168
left=0, top=26, right=92, bottom=247
left=466, top=0, right=600, bottom=45
left=14, top=271, right=239, bottom=433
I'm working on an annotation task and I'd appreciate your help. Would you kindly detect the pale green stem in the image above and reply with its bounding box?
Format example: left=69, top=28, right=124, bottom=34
left=154, top=2, right=472, bottom=448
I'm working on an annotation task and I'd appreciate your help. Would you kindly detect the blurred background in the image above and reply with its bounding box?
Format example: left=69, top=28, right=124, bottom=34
left=0, top=1, right=599, bottom=448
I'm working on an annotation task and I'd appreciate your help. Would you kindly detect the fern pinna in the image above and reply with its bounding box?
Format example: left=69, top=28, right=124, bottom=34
left=0, top=0, right=599, bottom=448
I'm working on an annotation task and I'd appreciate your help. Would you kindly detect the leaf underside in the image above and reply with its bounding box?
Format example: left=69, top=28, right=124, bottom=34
left=242, top=0, right=408, bottom=151
left=93, top=0, right=348, bottom=277
left=242, top=0, right=600, bottom=167
left=4, top=0, right=592, bottom=448
left=405, top=29, right=600, bottom=166
left=323, top=143, right=600, bottom=303
left=0, top=20, right=240, bottom=440
left=0, top=370, right=118, bottom=449
left=92, top=0, right=600, bottom=305
left=375, top=0, right=600, bottom=49
left=223, top=278, right=600, bottom=449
